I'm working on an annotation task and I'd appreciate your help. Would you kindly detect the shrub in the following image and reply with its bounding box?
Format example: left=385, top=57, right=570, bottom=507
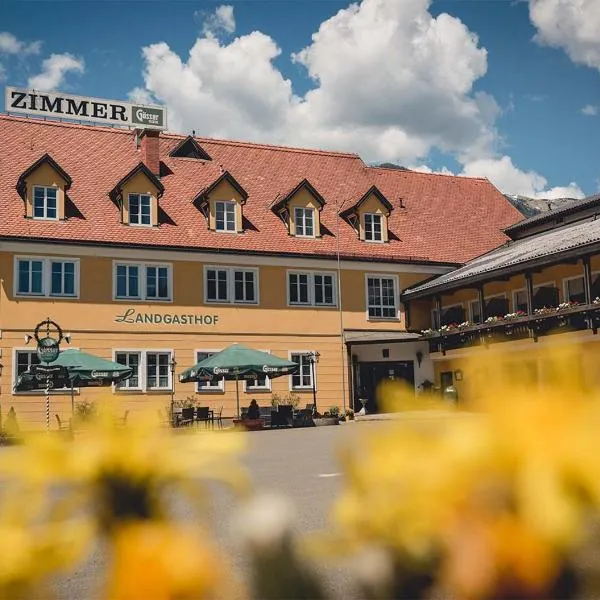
left=75, top=400, right=97, bottom=422
left=173, top=395, right=198, bottom=409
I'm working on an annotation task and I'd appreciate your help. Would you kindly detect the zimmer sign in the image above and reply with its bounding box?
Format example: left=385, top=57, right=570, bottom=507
left=5, top=86, right=166, bottom=130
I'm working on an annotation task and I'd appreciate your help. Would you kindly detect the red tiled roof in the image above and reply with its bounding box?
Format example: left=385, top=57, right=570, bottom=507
left=0, top=115, right=523, bottom=264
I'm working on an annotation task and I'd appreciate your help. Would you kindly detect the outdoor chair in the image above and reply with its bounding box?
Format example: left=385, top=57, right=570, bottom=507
left=117, top=410, right=129, bottom=427
left=195, top=406, right=212, bottom=428
left=259, top=406, right=272, bottom=428
left=55, top=414, right=71, bottom=432
left=272, top=404, right=294, bottom=428
left=213, top=406, right=224, bottom=429
left=180, top=407, right=195, bottom=427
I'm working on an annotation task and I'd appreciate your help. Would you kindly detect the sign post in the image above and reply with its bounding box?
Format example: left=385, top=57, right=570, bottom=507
left=29, top=319, right=66, bottom=430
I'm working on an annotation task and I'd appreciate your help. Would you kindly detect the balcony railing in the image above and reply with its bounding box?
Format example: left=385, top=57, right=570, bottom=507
left=422, top=301, right=600, bottom=354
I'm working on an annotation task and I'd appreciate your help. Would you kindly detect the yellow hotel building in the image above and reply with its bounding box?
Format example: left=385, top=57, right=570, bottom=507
left=0, top=110, right=521, bottom=428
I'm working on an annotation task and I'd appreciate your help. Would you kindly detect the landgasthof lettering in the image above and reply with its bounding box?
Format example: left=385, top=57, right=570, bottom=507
left=114, top=307, right=219, bottom=326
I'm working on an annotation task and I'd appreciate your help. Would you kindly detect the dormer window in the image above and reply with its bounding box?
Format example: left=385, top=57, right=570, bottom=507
left=271, top=179, right=326, bottom=238
left=215, top=200, right=236, bottom=232
left=33, top=186, right=58, bottom=220
left=364, top=213, right=383, bottom=242
left=129, top=193, right=152, bottom=226
left=340, top=186, right=393, bottom=243
left=194, top=171, right=248, bottom=234
left=109, top=163, right=164, bottom=228
left=294, top=207, right=315, bottom=237
left=16, top=154, right=72, bottom=221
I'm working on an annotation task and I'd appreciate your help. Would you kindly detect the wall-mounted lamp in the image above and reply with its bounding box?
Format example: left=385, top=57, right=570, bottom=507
left=416, top=350, right=423, bottom=367
left=24, top=334, right=32, bottom=344
left=454, top=369, right=463, bottom=381
left=64, top=333, right=72, bottom=344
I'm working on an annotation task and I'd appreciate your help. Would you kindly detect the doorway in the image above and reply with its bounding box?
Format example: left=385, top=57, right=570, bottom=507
left=357, top=361, right=415, bottom=413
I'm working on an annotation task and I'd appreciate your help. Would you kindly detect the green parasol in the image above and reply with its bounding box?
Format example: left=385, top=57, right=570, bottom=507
left=179, top=344, right=298, bottom=418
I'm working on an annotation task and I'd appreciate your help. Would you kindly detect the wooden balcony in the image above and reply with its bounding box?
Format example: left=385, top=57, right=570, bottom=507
left=424, top=302, right=600, bottom=354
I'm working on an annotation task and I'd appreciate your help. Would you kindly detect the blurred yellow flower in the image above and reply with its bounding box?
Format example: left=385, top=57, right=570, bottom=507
left=333, top=345, right=600, bottom=598
left=106, top=522, right=226, bottom=600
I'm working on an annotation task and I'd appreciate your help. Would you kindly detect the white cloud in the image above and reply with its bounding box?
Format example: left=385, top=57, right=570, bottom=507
left=201, top=5, right=236, bottom=37
left=529, top=0, right=600, bottom=71
left=27, top=53, right=84, bottom=92
left=133, top=0, right=584, bottom=197
left=581, top=104, right=598, bottom=116
left=128, top=86, right=155, bottom=105
left=0, top=32, right=41, bottom=55
left=461, top=156, right=585, bottom=199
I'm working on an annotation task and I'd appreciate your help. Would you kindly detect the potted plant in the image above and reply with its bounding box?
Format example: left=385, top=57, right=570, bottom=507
left=313, top=406, right=340, bottom=426
left=73, top=400, right=97, bottom=428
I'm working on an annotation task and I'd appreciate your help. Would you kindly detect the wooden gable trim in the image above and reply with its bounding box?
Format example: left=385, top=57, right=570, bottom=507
left=194, top=171, right=248, bottom=207
left=339, top=185, right=393, bottom=221
left=169, top=136, right=212, bottom=161
left=109, top=162, right=165, bottom=202
left=16, top=153, right=72, bottom=199
left=271, top=179, right=326, bottom=216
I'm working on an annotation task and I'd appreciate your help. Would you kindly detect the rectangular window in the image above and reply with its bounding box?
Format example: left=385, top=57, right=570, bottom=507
left=367, top=275, right=397, bottom=319
left=364, top=213, right=383, bottom=242
left=146, top=266, right=170, bottom=300
left=246, top=350, right=271, bottom=391
left=115, top=352, right=141, bottom=389
left=33, top=186, right=58, bottom=220
left=215, top=201, right=236, bottom=232
left=288, top=271, right=336, bottom=307
left=290, top=353, right=314, bottom=389
left=205, top=267, right=257, bottom=304
left=17, top=259, right=44, bottom=295
left=514, top=289, right=529, bottom=313
left=15, top=257, right=78, bottom=298
left=469, top=299, right=482, bottom=324
left=15, top=350, right=40, bottom=379
left=50, top=261, right=76, bottom=296
left=114, top=263, right=171, bottom=301
left=294, top=207, right=314, bottom=237
left=116, top=264, right=140, bottom=299
left=146, top=352, right=171, bottom=390
left=565, top=277, right=585, bottom=303
left=196, top=351, right=224, bottom=392
left=129, top=193, right=152, bottom=226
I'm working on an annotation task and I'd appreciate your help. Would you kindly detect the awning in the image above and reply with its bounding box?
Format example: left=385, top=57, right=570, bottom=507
left=344, top=330, right=422, bottom=345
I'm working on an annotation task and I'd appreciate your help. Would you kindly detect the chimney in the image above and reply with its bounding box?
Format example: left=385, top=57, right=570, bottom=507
left=139, top=129, right=160, bottom=175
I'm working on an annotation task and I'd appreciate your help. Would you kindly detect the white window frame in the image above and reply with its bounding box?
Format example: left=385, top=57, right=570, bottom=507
left=195, top=349, right=225, bottom=393
left=113, top=350, right=143, bottom=391
left=113, top=261, right=172, bottom=302
left=468, top=299, right=482, bottom=323
left=112, top=349, right=173, bottom=393
left=214, top=200, right=237, bottom=233
left=128, top=193, right=152, bottom=227
left=512, top=288, right=529, bottom=313
left=287, top=270, right=337, bottom=308
left=32, top=185, right=59, bottom=221
left=288, top=351, right=317, bottom=391
left=294, top=207, right=315, bottom=238
left=203, top=266, right=259, bottom=305
left=245, top=350, right=272, bottom=392
left=14, top=256, right=80, bottom=299
left=146, top=351, right=173, bottom=391
left=12, top=347, right=79, bottom=395
left=364, top=213, right=384, bottom=243
left=365, top=273, right=399, bottom=321
left=562, top=273, right=599, bottom=303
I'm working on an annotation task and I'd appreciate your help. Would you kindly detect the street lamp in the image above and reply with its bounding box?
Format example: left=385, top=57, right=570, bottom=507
left=308, top=351, right=320, bottom=414
left=169, top=356, right=177, bottom=426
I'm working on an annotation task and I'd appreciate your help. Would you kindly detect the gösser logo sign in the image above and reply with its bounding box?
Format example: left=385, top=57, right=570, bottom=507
left=5, top=86, right=167, bottom=130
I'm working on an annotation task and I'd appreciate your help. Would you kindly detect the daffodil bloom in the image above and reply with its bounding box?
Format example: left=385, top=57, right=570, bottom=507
left=333, top=345, right=600, bottom=599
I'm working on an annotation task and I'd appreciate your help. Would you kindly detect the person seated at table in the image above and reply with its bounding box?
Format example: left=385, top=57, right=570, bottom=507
left=247, top=399, right=260, bottom=420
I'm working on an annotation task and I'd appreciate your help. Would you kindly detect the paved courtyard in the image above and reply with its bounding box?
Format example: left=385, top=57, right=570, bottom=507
left=53, top=421, right=387, bottom=599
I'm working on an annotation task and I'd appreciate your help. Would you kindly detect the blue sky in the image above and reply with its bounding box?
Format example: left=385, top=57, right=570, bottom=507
left=1, top=0, right=599, bottom=199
